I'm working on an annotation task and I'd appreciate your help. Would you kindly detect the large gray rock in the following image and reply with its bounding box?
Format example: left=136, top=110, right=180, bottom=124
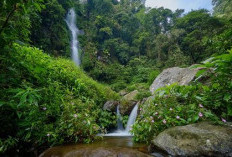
left=119, top=90, right=139, bottom=115
left=150, top=67, right=200, bottom=94
left=151, top=122, right=232, bottom=157
left=103, top=101, right=118, bottom=112
left=40, top=146, right=151, bottom=157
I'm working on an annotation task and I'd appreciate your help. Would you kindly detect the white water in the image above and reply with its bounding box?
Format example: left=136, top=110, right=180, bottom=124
left=66, top=8, right=81, bottom=66
left=117, top=105, right=124, bottom=131
left=104, top=103, right=139, bottom=137
left=126, top=103, right=139, bottom=132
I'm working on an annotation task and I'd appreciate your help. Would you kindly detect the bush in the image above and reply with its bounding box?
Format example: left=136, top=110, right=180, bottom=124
left=135, top=91, right=151, bottom=101
left=148, top=70, right=160, bottom=85
left=0, top=44, right=118, bottom=155
left=132, top=50, right=232, bottom=143
left=97, top=110, right=117, bottom=132
left=132, top=84, right=219, bottom=143
left=194, top=50, right=232, bottom=119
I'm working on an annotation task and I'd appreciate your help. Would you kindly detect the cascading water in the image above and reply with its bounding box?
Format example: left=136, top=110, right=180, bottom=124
left=66, top=8, right=81, bottom=66
left=117, top=105, right=124, bottom=131
left=104, top=103, right=139, bottom=136
left=125, top=104, right=138, bottom=132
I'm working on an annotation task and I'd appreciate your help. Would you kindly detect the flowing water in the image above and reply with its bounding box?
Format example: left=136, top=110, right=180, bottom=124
left=39, top=137, right=149, bottom=157
left=126, top=103, right=139, bottom=132
left=66, top=8, right=81, bottom=66
left=39, top=104, right=167, bottom=156
left=104, top=103, right=139, bottom=136
left=116, top=105, right=124, bottom=131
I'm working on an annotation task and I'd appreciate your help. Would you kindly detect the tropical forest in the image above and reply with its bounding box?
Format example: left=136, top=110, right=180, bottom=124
left=0, top=0, right=232, bottom=156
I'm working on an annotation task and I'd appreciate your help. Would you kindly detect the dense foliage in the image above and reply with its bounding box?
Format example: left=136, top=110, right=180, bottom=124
left=132, top=50, right=232, bottom=143
left=0, top=44, right=118, bottom=155
left=1, top=0, right=232, bottom=156
left=72, top=0, right=232, bottom=92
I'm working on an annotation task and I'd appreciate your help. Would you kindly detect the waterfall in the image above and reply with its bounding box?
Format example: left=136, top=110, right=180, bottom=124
left=103, top=103, right=139, bottom=136
left=126, top=103, right=138, bottom=132
left=117, top=105, right=124, bottom=130
left=66, top=8, right=81, bottom=66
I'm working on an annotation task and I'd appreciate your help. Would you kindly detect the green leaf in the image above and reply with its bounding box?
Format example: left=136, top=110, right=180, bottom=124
left=224, top=94, right=231, bottom=102
left=193, top=115, right=199, bottom=122
left=149, top=125, right=152, bottom=132
left=196, top=69, right=206, bottom=77
left=227, top=105, right=232, bottom=116
left=195, top=96, right=203, bottom=101
left=0, top=101, right=4, bottom=107
left=212, top=83, right=220, bottom=89
left=17, top=112, right=22, bottom=119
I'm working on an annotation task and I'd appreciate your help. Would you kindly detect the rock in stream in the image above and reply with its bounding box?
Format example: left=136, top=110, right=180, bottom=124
left=150, top=122, right=232, bottom=157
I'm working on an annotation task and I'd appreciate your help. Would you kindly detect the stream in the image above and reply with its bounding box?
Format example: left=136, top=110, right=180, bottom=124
left=39, top=104, right=167, bottom=157
left=39, top=137, right=149, bottom=157
left=39, top=105, right=152, bottom=156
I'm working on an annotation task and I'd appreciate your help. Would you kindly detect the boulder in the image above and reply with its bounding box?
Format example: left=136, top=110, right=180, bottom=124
left=123, top=90, right=139, bottom=101
left=149, top=67, right=200, bottom=94
left=150, top=122, right=232, bottom=157
left=119, top=100, right=137, bottom=115
left=103, top=101, right=118, bottom=112
left=119, top=90, right=128, bottom=96
left=119, top=90, right=139, bottom=115
left=39, top=146, right=152, bottom=157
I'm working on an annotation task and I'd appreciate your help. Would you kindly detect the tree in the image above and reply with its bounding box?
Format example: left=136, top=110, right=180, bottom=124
left=0, top=0, right=43, bottom=47
left=213, top=0, right=232, bottom=18
left=30, top=0, right=70, bottom=56
left=175, top=10, right=225, bottom=63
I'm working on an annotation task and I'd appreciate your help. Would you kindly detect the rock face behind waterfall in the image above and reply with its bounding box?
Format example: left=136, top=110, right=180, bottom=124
left=120, top=90, right=138, bottom=115
left=150, top=67, right=200, bottom=94
left=103, top=90, right=139, bottom=115
left=150, top=122, right=232, bottom=157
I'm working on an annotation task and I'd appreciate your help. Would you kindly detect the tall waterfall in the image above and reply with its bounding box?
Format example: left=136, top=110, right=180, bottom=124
left=66, top=8, right=81, bottom=66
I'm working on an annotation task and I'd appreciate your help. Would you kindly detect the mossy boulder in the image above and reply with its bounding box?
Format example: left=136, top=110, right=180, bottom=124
left=123, top=90, right=139, bottom=101
left=150, top=122, right=232, bottom=157
left=119, top=90, right=139, bottom=115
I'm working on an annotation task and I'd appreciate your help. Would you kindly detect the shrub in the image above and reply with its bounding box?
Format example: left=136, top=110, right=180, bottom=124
left=132, top=84, right=219, bottom=143
left=0, top=44, right=118, bottom=155
left=132, top=50, right=232, bottom=143
left=148, top=70, right=160, bottom=85
left=135, top=91, right=151, bottom=101
left=194, top=50, right=232, bottom=119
